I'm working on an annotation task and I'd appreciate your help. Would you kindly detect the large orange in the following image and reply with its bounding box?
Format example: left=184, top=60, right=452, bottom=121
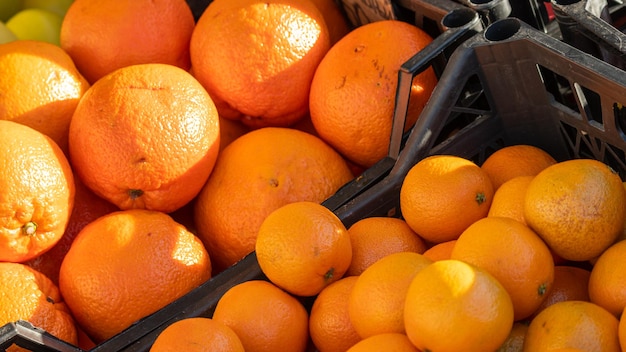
left=190, top=0, right=330, bottom=128
left=531, top=265, right=591, bottom=319
left=60, top=0, right=194, bottom=84
left=0, top=40, right=89, bottom=154
left=589, top=239, right=626, bottom=316
left=68, top=63, right=220, bottom=213
left=346, top=333, right=420, bottom=352
left=399, top=154, right=494, bottom=243
left=0, top=120, right=75, bottom=263
left=212, top=280, right=309, bottom=352
left=256, top=201, right=352, bottom=297
left=451, top=216, right=555, bottom=320
left=404, top=259, right=514, bottom=352
left=480, top=144, right=557, bottom=190
left=150, top=317, right=244, bottom=352
left=58, top=209, right=211, bottom=342
left=194, top=127, right=353, bottom=273
left=0, top=262, right=77, bottom=349
left=524, top=159, right=626, bottom=261
left=309, top=19, right=438, bottom=167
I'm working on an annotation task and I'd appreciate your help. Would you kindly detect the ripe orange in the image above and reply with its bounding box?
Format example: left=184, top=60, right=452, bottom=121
left=488, top=175, right=534, bottom=225
left=194, top=127, right=353, bottom=273
left=0, top=120, right=75, bottom=263
left=497, top=322, right=529, bottom=352
left=58, top=209, right=211, bottom=342
left=531, top=265, right=591, bottom=319
left=404, top=259, right=514, bottom=352
left=150, top=317, right=244, bottom=352
left=68, top=63, right=220, bottom=213
left=309, top=276, right=362, bottom=352
left=346, top=333, right=420, bottom=352
left=309, top=0, right=352, bottom=44
left=422, top=240, right=457, bottom=262
left=523, top=300, right=620, bottom=352
left=256, top=201, right=352, bottom=297
left=309, top=19, right=438, bottom=167
left=480, top=144, right=557, bottom=190
left=0, top=262, right=77, bottom=347
left=60, top=0, right=194, bottom=84
left=451, top=216, right=555, bottom=320
left=619, top=305, right=626, bottom=351
left=190, top=0, right=330, bottom=128
left=399, top=154, right=494, bottom=243
left=346, top=216, right=427, bottom=276
left=212, top=280, right=309, bottom=352
left=589, top=239, right=626, bottom=316
left=349, top=252, right=432, bottom=338
left=524, top=159, right=626, bottom=261
left=0, top=40, right=89, bottom=154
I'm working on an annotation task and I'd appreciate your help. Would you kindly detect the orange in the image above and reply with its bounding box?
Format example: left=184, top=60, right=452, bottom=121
left=60, top=0, right=194, bottom=84
left=309, top=19, right=438, bottom=168
left=0, top=120, right=75, bottom=263
left=58, top=209, right=211, bottom=342
left=194, top=127, right=353, bottom=273
left=524, top=159, right=626, bottom=261
left=25, top=178, right=118, bottom=285
left=309, top=0, right=352, bottom=44
left=589, top=239, right=626, bottom=316
left=190, top=0, right=330, bottom=128
left=488, top=175, right=534, bottom=225
left=497, top=322, right=529, bottom=352
left=619, top=305, right=626, bottom=351
left=346, top=216, right=427, bottom=276
left=212, top=280, right=309, bottom=352
left=346, top=333, right=420, bottom=352
left=451, top=216, right=555, bottom=320
left=422, top=240, right=457, bottom=261
left=399, top=154, right=494, bottom=243
left=404, top=259, right=514, bottom=352
left=480, top=144, right=557, bottom=190
left=0, top=263, right=77, bottom=350
left=150, top=317, right=244, bottom=352
left=256, top=201, right=352, bottom=297
left=530, top=265, right=591, bottom=319
left=0, top=40, right=89, bottom=154
left=523, top=300, right=620, bottom=352
left=349, top=252, right=432, bottom=338
left=68, top=63, right=220, bottom=213
left=309, top=276, right=362, bottom=352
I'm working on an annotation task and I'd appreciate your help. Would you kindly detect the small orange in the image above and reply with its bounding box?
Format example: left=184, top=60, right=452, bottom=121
left=589, top=239, right=626, bottom=316
left=346, top=216, right=427, bottom=276
left=619, top=305, right=626, bottom=351
left=255, top=201, right=352, bottom=297
left=149, top=317, right=244, bottom=352
left=497, top=322, right=529, bottom=352
left=488, top=175, right=534, bottom=225
left=59, top=209, right=211, bottom=342
left=523, top=300, right=620, bottom=352
left=309, top=19, right=438, bottom=167
left=309, top=276, right=362, bottom=352
left=349, top=252, right=432, bottom=338
left=451, top=216, right=555, bottom=320
left=480, top=144, right=557, bottom=190
left=404, top=259, right=514, bottom=352
left=68, top=63, right=220, bottom=213
left=212, top=280, right=309, bottom=352
left=422, top=240, right=457, bottom=262
left=524, top=159, right=626, bottom=261
left=529, top=265, right=590, bottom=320
left=346, top=333, right=420, bottom=352
left=190, top=0, right=330, bottom=128
left=399, top=154, right=494, bottom=243
left=0, top=120, right=75, bottom=263
left=60, top=0, right=195, bottom=83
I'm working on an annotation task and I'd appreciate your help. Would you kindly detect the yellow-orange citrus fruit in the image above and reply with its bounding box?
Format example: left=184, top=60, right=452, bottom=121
left=530, top=265, right=591, bottom=320
left=346, top=333, right=420, bottom=352
left=0, top=120, right=75, bottom=263
left=422, top=240, right=457, bottom=262
left=310, top=19, right=438, bottom=168
left=0, top=40, right=89, bottom=153
left=349, top=252, right=432, bottom=338
left=399, top=154, right=494, bottom=243
left=496, top=322, right=529, bottom=352
left=481, top=144, right=557, bottom=190
left=150, top=317, right=244, bottom=352
left=488, top=175, right=534, bottom=225
left=619, top=305, right=626, bottom=351
left=68, top=63, right=220, bottom=213
left=212, top=280, right=309, bottom=352
left=59, top=209, right=211, bottom=342
left=60, top=0, right=195, bottom=84
left=523, top=300, right=620, bottom=352
left=589, top=239, right=626, bottom=316
left=194, top=127, right=353, bottom=273
left=256, top=201, right=352, bottom=297
left=190, top=0, right=330, bottom=128
left=524, top=159, right=626, bottom=261
left=346, top=216, right=427, bottom=276
left=404, top=259, right=514, bottom=352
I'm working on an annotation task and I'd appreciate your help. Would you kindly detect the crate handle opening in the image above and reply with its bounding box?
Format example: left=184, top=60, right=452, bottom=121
left=484, top=17, right=522, bottom=41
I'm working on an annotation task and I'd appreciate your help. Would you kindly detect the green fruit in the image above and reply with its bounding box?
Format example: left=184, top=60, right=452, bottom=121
left=0, top=0, right=22, bottom=22
left=0, top=22, right=18, bottom=44
left=22, top=0, right=74, bottom=17
left=6, top=8, right=62, bottom=45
